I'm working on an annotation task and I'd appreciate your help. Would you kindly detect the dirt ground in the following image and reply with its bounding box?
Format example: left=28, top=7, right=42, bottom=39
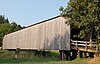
left=89, top=56, right=100, bottom=64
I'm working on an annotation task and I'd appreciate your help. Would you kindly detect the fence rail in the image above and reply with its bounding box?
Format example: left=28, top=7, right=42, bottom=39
left=71, top=40, right=99, bottom=52
left=0, top=47, right=1, bottom=49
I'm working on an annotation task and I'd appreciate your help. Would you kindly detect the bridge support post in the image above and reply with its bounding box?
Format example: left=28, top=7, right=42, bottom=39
left=78, top=51, right=83, bottom=58
left=15, top=48, right=20, bottom=59
left=71, top=49, right=77, bottom=60
left=59, top=50, right=64, bottom=60
left=83, top=51, right=87, bottom=58
left=42, top=50, right=46, bottom=57
left=34, top=50, right=38, bottom=56
left=64, top=50, right=70, bottom=61
left=88, top=52, right=94, bottom=58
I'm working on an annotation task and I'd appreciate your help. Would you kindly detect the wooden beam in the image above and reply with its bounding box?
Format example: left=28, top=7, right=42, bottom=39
left=59, top=50, right=64, bottom=60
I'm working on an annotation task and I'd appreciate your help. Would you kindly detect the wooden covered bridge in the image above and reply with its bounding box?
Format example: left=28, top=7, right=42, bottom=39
left=2, top=16, right=99, bottom=60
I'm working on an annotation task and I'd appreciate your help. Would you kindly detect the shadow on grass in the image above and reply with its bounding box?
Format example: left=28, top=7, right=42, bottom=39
left=0, top=57, right=62, bottom=64
left=0, top=50, right=63, bottom=64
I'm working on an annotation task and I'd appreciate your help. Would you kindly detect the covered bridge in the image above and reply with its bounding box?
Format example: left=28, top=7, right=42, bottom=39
left=3, top=16, right=70, bottom=50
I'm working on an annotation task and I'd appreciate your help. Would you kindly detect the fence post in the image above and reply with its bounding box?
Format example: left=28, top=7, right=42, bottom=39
left=76, top=40, right=78, bottom=50
left=77, top=51, right=83, bottom=58
left=90, top=40, right=92, bottom=48
left=96, top=45, right=99, bottom=52
left=96, top=45, right=99, bottom=57
left=85, top=41, right=87, bottom=51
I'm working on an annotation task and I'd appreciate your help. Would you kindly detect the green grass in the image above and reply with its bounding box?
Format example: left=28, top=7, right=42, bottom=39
left=0, top=58, right=66, bottom=64
left=0, top=58, right=89, bottom=64
left=0, top=50, right=90, bottom=64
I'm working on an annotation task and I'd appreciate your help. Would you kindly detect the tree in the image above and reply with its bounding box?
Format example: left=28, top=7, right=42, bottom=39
left=0, top=15, right=23, bottom=47
left=11, top=22, right=22, bottom=32
left=0, top=15, right=9, bottom=24
left=0, top=23, right=12, bottom=46
left=60, top=0, right=100, bottom=42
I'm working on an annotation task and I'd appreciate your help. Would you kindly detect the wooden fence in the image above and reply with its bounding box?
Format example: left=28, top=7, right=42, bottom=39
left=71, top=40, right=99, bottom=52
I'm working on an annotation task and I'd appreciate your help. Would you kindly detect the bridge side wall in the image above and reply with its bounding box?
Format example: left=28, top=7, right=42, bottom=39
left=3, top=16, right=70, bottom=50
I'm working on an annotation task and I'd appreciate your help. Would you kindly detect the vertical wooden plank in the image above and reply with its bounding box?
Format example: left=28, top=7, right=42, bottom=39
left=35, top=25, right=40, bottom=50
left=30, top=26, right=33, bottom=49
left=34, top=25, right=38, bottom=49
left=58, top=17, right=62, bottom=50
left=35, top=25, right=39, bottom=50
left=57, top=18, right=61, bottom=50
left=39, top=23, right=43, bottom=49
left=45, top=22, right=48, bottom=50
left=9, top=34, right=12, bottom=49
left=60, top=17, right=64, bottom=50
left=11, top=33, right=15, bottom=49
left=6, top=34, right=9, bottom=49
left=27, top=28, right=31, bottom=49
left=54, top=18, right=59, bottom=50
left=3, top=35, right=6, bottom=49
left=48, top=20, right=54, bottom=50
left=53, top=18, right=56, bottom=50
left=46, top=22, right=49, bottom=50
left=60, top=19, right=67, bottom=50
left=30, top=26, right=34, bottom=49
left=23, top=28, right=28, bottom=49
left=21, top=29, right=25, bottom=49
left=4, top=35, right=8, bottom=49
left=43, top=22, right=46, bottom=50
left=49, top=20, right=54, bottom=50
left=18, top=30, right=20, bottom=49
left=31, top=26, right=36, bottom=49
left=20, top=30, right=25, bottom=49
left=52, top=19, right=55, bottom=50
left=18, top=30, right=21, bottom=49
left=38, top=24, right=41, bottom=50
left=56, top=18, right=60, bottom=49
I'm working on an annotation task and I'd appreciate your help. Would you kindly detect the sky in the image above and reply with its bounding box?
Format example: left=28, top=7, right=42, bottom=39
left=0, top=0, right=69, bottom=26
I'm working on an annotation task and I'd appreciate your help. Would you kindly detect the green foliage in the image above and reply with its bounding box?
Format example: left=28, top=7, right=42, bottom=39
left=0, top=15, right=9, bottom=24
left=11, top=22, right=22, bottom=32
left=0, top=15, right=23, bottom=46
left=60, top=0, right=100, bottom=41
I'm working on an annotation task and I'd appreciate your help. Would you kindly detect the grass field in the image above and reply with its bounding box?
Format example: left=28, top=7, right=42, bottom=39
left=0, top=50, right=99, bottom=64
left=0, top=58, right=89, bottom=64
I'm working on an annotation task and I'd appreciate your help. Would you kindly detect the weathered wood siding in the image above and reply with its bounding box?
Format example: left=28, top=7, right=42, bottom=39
left=3, top=16, right=70, bottom=50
